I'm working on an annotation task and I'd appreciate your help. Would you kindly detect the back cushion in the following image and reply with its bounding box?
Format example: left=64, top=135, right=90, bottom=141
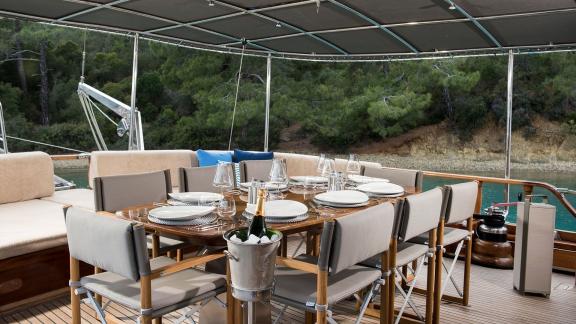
left=445, top=181, right=478, bottom=224
left=94, top=170, right=169, bottom=212
left=0, top=152, right=54, bottom=204
left=364, top=166, right=422, bottom=190
left=233, top=149, right=273, bottom=163
left=240, top=160, right=273, bottom=182
left=400, top=188, right=444, bottom=242
left=66, top=207, right=139, bottom=281
left=329, top=203, right=395, bottom=275
left=196, top=149, right=233, bottom=167
left=180, top=166, right=219, bottom=192
left=89, top=150, right=194, bottom=188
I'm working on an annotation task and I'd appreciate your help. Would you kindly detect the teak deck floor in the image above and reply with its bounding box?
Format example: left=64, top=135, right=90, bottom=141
left=1, top=236, right=575, bottom=324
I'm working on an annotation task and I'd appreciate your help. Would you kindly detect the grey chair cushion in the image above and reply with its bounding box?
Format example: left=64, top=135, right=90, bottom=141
left=361, top=242, right=429, bottom=269
left=273, top=263, right=380, bottom=306
left=81, top=256, right=226, bottom=312
left=66, top=207, right=140, bottom=281
left=400, top=188, right=444, bottom=242
left=94, top=170, right=171, bottom=212
left=329, top=203, right=395, bottom=275
left=179, top=166, right=219, bottom=193
left=445, top=181, right=478, bottom=225
left=363, top=166, right=423, bottom=190
left=240, top=160, right=273, bottom=182
left=409, top=227, right=470, bottom=247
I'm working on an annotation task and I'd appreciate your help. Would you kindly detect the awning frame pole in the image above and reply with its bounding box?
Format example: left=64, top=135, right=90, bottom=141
left=128, top=33, right=143, bottom=150
left=504, top=49, right=514, bottom=202
left=0, top=100, right=7, bottom=154
left=264, top=54, right=271, bottom=152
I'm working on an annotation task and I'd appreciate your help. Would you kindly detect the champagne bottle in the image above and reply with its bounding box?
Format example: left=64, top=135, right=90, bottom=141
left=248, top=189, right=268, bottom=238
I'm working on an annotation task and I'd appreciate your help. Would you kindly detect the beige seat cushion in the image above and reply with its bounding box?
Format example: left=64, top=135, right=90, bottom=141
left=274, top=152, right=381, bottom=177
left=89, top=150, right=196, bottom=189
left=361, top=242, right=429, bottom=269
left=0, top=200, right=67, bottom=260
left=81, top=256, right=226, bottom=313
left=0, top=152, right=54, bottom=204
left=42, top=188, right=95, bottom=211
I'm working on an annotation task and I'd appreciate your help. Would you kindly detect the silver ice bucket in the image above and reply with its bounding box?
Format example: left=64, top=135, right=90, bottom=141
left=223, top=228, right=283, bottom=302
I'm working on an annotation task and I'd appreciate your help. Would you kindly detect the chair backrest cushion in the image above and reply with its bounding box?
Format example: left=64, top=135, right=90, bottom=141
left=363, top=166, right=423, bottom=191
left=240, top=159, right=273, bottom=182
left=179, top=166, right=219, bottom=193
left=445, top=181, right=478, bottom=224
left=0, top=152, right=54, bottom=204
left=328, top=203, right=396, bottom=275
left=273, top=152, right=381, bottom=177
left=399, top=187, right=444, bottom=242
left=94, top=170, right=171, bottom=212
left=89, top=150, right=195, bottom=189
left=65, top=207, right=141, bottom=281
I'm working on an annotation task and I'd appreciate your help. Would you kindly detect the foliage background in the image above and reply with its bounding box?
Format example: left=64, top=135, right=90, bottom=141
left=0, top=20, right=575, bottom=153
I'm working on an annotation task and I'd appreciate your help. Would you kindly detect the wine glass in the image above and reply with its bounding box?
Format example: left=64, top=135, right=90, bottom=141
left=269, top=158, right=288, bottom=200
left=213, top=161, right=234, bottom=193
left=316, top=153, right=326, bottom=176
left=216, top=194, right=236, bottom=224
left=321, top=158, right=335, bottom=178
left=346, top=154, right=362, bottom=183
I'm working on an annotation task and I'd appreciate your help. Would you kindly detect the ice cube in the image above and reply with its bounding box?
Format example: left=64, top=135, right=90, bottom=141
left=270, top=234, right=279, bottom=242
left=260, top=236, right=271, bottom=244
left=246, top=234, right=260, bottom=244
left=230, top=234, right=242, bottom=243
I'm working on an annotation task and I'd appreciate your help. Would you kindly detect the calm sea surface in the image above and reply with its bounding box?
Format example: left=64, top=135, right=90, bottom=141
left=55, top=168, right=576, bottom=232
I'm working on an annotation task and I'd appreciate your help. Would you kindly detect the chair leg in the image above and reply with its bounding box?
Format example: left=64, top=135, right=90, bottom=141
left=356, top=282, right=378, bottom=324
left=394, top=256, right=427, bottom=324
left=441, top=240, right=465, bottom=298
left=70, top=257, right=81, bottom=324
left=176, top=249, right=183, bottom=262
left=463, top=235, right=472, bottom=306
left=153, top=318, right=162, bottom=324
left=304, top=311, right=315, bottom=324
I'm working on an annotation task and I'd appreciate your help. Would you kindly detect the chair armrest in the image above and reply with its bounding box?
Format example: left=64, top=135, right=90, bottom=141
left=276, top=257, right=318, bottom=274
left=150, top=253, right=225, bottom=279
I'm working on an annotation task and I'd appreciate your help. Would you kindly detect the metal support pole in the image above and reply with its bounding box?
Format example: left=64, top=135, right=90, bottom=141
left=128, top=33, right=143, bottom=150
left=0, top=100, right=7, bottom=154
left=264, top=54, right=272, bottom=152
left=504, top=50, right=514, bottom=202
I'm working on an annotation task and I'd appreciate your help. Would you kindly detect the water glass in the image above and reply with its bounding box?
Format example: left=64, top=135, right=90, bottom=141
left=328, top=172, right=346, bottom=191
left=216, top=194, right=236, bottom=222
left=316, top=153, right=326, bottom=176
left=269, top=158, right=288, bottom=199
left=346, top=153, right=362, bottom=176
left=213, top=161, right=234, bottom=192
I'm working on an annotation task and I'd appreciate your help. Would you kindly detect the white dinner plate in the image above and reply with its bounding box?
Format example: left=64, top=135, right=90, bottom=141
left=314, top=190, right=369, bottom=205
left=239, top=182, right=289, bottom=192
left=356, top=182, right=405, bottom=196
left=313, top=198, right=369, bottom=208
left=245, top=200, right=308, bottom=219
left=148, top=206, right=215, bottom=221
left=290, top=176, right=328, bottom=184
left=347, top=174, right=389, bottom=184
left=169, top=192, right=223, bottom=203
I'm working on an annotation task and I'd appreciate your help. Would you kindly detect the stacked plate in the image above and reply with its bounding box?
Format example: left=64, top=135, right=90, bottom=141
left=168, top=192, right=223, bottom=206
left=148, top=206, right=217, bottom=226
left=347, top=174, right=389, bottom=185
left=243, top=200, right=309, bottom=223
left=356, top=182, right=405, bottom=198
left=290, top=176, right=328, bottom=185
left=313, top=190, right=370, bottom=208
left=239, top=181, right=289, bottom=192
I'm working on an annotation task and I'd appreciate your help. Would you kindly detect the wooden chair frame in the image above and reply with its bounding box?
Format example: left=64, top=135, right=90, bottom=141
left=70, top=253, right=226, bottom=324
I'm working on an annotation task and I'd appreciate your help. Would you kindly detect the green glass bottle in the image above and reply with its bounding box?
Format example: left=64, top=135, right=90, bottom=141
left=248, top=189, right=268, bottom=238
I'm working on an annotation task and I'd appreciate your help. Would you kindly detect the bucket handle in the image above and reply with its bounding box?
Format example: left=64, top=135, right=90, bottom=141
left=224, top=250, right=239, bottom=261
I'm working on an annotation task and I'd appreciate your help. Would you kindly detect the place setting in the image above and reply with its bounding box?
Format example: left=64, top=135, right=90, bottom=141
left=243, top=199, right=309, bottom=224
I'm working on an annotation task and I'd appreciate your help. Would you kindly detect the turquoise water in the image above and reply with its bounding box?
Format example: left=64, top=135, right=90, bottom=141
left=55, top=167, right=576, bottom=232
left=424, top=170, right=576, bottom=232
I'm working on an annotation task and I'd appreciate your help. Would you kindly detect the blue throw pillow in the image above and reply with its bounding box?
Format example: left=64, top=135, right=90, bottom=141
left=196, top=149, right=233, bottom=167
left=233, top=149, right=274, bottom=163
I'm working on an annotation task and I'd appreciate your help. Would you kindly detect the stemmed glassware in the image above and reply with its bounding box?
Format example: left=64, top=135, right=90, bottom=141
left=316, top=153, right=326, bottom=177
left=216, top=194, right=236, bottom=224
left=269, top=158, right=288, bottom=200
left=346, top=154, right=362, bottom=177
left=321, top=158, right=335, bottom=178
left=213, top=161, right=234, bottom=193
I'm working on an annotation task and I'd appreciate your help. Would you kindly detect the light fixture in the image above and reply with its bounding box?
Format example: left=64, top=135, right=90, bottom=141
left=448, top=1, right=456, bottom=10
left=275, top=22, right=282, bottom=28
left=208, top=0, right=215, bottom=7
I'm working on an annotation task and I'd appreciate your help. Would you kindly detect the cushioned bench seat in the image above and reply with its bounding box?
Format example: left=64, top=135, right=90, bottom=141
left=42, top=188, right=95, bottom=211
left=0, top=199, right=68, bottom=260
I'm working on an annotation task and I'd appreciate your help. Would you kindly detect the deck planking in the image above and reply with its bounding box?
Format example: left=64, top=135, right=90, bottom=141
left=1, top=235, right=575, bottom=323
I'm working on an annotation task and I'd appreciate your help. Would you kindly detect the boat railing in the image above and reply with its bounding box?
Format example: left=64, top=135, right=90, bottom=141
left=423, top=171, right=576, bottom=220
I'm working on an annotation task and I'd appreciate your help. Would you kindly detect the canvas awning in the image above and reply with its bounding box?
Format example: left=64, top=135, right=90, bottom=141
left=0, top=0, right=575, bottom=61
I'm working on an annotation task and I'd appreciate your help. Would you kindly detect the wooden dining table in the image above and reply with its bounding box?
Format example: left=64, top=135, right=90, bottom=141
left=97, top=185, right=416, bottom=324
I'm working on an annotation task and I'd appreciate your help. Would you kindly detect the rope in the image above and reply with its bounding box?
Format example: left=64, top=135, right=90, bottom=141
left=6, top=135, right=87, bottom=153
left=227, top=43, right=246, bottom=151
